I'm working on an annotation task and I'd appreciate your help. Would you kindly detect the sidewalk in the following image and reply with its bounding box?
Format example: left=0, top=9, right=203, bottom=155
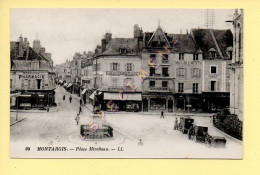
left=69, top=92, right=213, bottom=117
left=10, top=104, right=61, bottom=113
left=10, top=115, right=26, bottom=126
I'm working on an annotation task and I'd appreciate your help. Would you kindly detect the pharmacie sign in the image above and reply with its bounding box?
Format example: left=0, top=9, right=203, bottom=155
left=19, top=72, right=45, bottom=79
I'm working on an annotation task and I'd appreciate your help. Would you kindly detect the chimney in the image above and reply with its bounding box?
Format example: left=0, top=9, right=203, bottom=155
left=19, top=34, right=23, bottom=43
left=105, top=32, right=112, bottom=43
left=101, top=38, right=106, bottom=52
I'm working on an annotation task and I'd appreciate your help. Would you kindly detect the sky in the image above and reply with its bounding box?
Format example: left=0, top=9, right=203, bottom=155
left=11, top=9, right=235, bottom=65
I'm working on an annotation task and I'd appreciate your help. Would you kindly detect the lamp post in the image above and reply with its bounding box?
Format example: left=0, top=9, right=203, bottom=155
left=180, top=94, right=185, bottom=112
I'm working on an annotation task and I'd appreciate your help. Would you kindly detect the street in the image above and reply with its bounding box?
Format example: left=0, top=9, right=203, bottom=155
left=10, top=85, right=243, bottom=158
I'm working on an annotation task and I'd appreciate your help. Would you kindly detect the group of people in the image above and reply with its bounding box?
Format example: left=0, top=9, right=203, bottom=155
left=63, top=94, right=83, bottom=125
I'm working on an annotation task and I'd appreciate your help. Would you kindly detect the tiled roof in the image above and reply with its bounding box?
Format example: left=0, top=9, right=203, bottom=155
left=101, top=38, right=139, bottom=55
left=168, top=34, right=201, bottom=53
left=143, top=27, right=200, bottom=53
left=11, top=60, right=52, bottom=71
left=191, top=29, right=233, bottom=59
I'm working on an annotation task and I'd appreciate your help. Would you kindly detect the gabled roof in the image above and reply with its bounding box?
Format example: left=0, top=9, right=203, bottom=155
left=101, top=38, right=139, bottom=56
left=147, top=26, right=171, bottom=47
left=191, top=28, right=233, bottom=59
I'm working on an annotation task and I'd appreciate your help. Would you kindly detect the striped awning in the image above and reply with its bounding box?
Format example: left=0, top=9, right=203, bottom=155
left=81, top=89, right=87, bottom=95
left=67, top=83, right=73, bottom=88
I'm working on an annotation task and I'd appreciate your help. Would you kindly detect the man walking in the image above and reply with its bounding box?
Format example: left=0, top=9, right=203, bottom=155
left=160, top=110, right=164, bottom=118
left=69, top=96, right=72, bottom=103
left=79, top=106, right=82, bottom=114
left=174, top=118, right=178, bottom=130
left=80, top=99, right=82, bottom=106
left=75, top=114, right=80, bottom=125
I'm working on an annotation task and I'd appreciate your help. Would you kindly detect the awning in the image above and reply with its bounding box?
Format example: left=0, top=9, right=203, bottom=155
left=67, top=83, right=73, bottom=88
left=89, top=91, right=102, bottom=100
left=19, top=94, right=32, bottom=97
left=38, top=95, right=45, bottom=97
left=81, top=89, right=87, bottom=95
left=103, top=92, right=142, bottom=101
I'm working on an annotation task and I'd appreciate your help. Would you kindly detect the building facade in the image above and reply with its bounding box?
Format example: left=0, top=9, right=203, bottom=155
left=191, top=28, right=233, bottom=112
left=229, top=9, right=243, bottom=120
left=140, top=25, right=202, bottom=112
left=10, top=35, right=56, bottom=109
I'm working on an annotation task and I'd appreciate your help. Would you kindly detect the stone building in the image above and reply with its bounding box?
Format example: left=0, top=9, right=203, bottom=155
left=191, top=28, right=233, bottom=112
left=10, top=35, right=56, bottom=109
left=229, top=9, right=243, bottom=120
left=138, top=25, right=202, bottom=112
left=92, top=32, right=143, bottom=111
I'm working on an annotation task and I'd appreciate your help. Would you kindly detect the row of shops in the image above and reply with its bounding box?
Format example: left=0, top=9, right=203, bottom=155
left=10, top=90, right=56, bottom=110
left=58, top=80, right=229, bottom=113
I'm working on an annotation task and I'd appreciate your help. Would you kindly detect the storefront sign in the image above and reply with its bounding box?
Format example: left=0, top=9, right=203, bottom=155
left=19, top=73, right=44, bottom=79
left=175, top=61, right=201, bottom=65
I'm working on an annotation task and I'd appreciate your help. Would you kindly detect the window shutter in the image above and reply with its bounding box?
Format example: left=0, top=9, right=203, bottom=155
left=190, top=68, right=193, bottom=78
left=118, top=63, right=120, bottom=71
left=217, top=81, right=220, bottom=91
left=208, top=81, right=211, bottom=91
left=110, top=63, right=113, bottom=71
left=184, top=68, right=187, bottom=78
left=132, top=63, right=134, bottom=72
left=124, top=78, right=127, bottom=86
left=125, top=63, right=127, bottom=71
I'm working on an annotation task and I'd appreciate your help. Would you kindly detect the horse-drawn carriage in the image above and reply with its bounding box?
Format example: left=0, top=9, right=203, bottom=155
left=188, top=124, right=208, bottom=142
left=177, top=116, right=194, bottom=134
left=205, top=135, right=227, bottom=148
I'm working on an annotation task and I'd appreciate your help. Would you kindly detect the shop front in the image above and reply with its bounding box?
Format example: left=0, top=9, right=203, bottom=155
left=16, top=90, right=56, bottom=109
left=174, top=93, right=202, bottom=112
left=142, top=93, right=174, bottom=112
left=202, top=92, right=230, bottom=112
left=102, top=92, right=142, bottom=112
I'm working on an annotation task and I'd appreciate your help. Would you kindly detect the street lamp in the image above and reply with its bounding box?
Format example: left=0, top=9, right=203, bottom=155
left=179, top=94, right=185, bottom=112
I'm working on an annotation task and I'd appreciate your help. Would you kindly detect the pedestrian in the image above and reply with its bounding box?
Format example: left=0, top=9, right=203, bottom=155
left=69, top=95, right=72, bottom=103
left=138, top=139, right=143, bottom=146
left=160, top=110, right=164, bottom=118
left=63, top=95, right=65, bottom=100
left=188, top=125, right=194, bottom=140
left=174, top=118, right=178, bottom=130
left=80, top=99, right=82, bottom=106
left=75, top=114, right=80, bottom=125
left=79, top=106, right=82, bottom=114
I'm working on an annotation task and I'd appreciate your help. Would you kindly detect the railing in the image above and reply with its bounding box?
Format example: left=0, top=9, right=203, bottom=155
left=149, top=87, right=168, bottom=91
left=161, top=60, right=169, bottom=64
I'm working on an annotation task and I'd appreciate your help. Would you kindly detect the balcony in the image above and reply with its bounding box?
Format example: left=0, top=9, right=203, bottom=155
left=161, top=59, right=169, bottom=64
left=149, top=87, right=169, bottom=91
left=107, top=86, right=136, bottom=92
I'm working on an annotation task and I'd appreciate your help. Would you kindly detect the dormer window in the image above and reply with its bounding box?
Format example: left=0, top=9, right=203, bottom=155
left=211, top=52, right=216, bottom=58
left=179, top=53, right=184, bottom=60
left=193, top=54, right=199, bottom=60
left=226, top=47, right=233, bottom=60
left=119, top=48, right=127, bottom=55
left=209, top=48, right=217, bottom=58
